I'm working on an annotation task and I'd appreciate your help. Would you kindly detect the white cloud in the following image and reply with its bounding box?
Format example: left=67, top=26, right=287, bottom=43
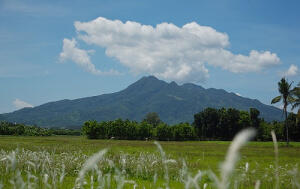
left=62, top=17, right=281, bottom=83
left=13, top=99, right=33, bottom=109
left=59, top=38, right=119, bottom=75
left=282, top=64, right=298, bottom=77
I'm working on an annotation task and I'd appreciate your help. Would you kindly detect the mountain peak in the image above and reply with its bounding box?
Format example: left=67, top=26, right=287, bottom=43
left=136, top=75, right=162, bottom=84
left=143, top=75, right=159, bottom=80
left=124, top=75, right=167, bottom=93
left=169, top=81, right=178, bottom=86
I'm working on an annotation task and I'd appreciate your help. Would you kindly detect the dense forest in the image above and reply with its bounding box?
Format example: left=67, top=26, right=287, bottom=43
left=81, top=108, right=300, bottom=141
left=0, top=121, right=80, bottom=136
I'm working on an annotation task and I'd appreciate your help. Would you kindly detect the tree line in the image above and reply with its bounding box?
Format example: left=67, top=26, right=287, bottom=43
left=194, top=107, right=300, bottom=141
left=81, top=118, right=196, bottom=141
left=81, top=108, right=300, bottom=141
left=0, top=121, right=80, bottom=136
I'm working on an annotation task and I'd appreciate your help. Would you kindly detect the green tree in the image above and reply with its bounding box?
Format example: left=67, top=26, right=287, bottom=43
left=143, top=112, right=161, bottom=127
left=155, top=123, right=172, bottom=141
left=260, top=120, right=284, bottom=141
left=125, top=120, right=138, bottom=140
left=81, top=120, right=99, bottom=139
left=286, top=113, right=300, bottom=141
left=217, top=108, right=230, bottom=140
left=173, top=123, right=196, bottom=141
left=239, top=111, right=251, bottom=129
left=15, top=124, right=25, bottom=135
left=271, top=78, right=294, bottom=145
left=250, top=108, right=260, bottom=128
left=193, top=108, right=219, bottom=140
left=139, top=121, right=153, bottom=140
left=249, top=108, right=262, bottom=140
left=226, top=108, right=241, bottom=139
left=0, top=121, right=10, bottom=135
left=97, top=121, right=108, bottom=139
left=110, top=119, right=125, bottom=139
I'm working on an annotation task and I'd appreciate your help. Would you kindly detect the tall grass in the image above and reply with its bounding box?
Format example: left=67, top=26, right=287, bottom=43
left=0, top=129, right=299, bottom=188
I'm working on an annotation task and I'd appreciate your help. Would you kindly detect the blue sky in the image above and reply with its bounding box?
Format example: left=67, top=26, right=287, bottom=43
left=0, top=0, right=299, bottom=113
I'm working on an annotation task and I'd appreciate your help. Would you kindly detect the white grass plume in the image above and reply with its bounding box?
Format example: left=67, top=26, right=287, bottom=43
left=179, top=159, right=202, bottom=189
left=6, top=151, right=17, bottom=172
left=26, top=170, right=38, bottom=189
left=153, top=172, right=157, bottom=185
left=219, top=128, right=256, bottom=189
left=106, top=173, right=111, bottom=189
left=10, top=170, right=25, bottom=189
left=255, top=180, right=261, bottom=189
left=271, top=131, right=279, bottom=189
left=59, top=164, right=66, bottom=184
left=75, top=149, right=107, bottom=188
left=288, top=167, right=300, bottom=188
left=245, top=162, right=249, bottom=172
left=90, top=175, right=94, bottom=189
left=154, top=141, right=175, bottom=189
left=43, top=173, right=50, bottom=188
left=184, top=171, right=202, bottom=189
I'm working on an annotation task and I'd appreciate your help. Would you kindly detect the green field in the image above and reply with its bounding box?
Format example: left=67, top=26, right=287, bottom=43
left=0, top=135, right=300, bottom=188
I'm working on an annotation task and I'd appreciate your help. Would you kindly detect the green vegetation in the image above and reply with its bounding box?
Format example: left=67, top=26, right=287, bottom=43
left=291, top=82, right=300, bottom=118
left=271, top=78, right=300, bottom=145
left=81, top=107, right=300, bottom=141
left=194, top=107, right=300, bottom=141
left=143, top=112, right=162, bottom=127
left=0, top=121, right=80, bottom=136
left=271, top=78, right=295, bottom=145
left=0, top=134, right=300, bottom=188
left=81, top=119, right=196, bottom=141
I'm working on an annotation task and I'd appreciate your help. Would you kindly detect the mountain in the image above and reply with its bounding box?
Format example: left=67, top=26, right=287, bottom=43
left=0, top=76, right=283, bottom=128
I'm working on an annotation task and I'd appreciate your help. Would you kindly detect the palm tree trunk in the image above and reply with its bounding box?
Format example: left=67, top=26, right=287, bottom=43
left=285, top=109, right=289, bottom=146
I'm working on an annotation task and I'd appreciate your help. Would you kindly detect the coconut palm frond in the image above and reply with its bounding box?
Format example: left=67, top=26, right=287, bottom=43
left=271, top=96, right=281, bottom=104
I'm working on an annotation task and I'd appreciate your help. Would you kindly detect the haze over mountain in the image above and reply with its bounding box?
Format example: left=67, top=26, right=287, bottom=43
left=0, top=76, right=283, bottom=128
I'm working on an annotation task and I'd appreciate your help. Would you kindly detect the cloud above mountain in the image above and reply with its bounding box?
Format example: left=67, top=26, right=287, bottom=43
left=60, top=38, right=119, bottom=75
left=13, top=99, right=33, bottom=109
left=281, top=64, right=298, bottom=77
left=61, top=17, right=280, bottom=83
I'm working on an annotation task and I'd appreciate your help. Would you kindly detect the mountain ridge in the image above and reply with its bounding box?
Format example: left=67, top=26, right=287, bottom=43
left=0, top=76, right=283, bottom=127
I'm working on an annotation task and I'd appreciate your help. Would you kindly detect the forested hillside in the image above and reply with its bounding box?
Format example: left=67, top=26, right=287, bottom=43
left=0, top=76, right=283, bottom=127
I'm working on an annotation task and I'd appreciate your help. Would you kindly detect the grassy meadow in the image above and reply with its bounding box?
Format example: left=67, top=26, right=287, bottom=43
left=0, top=135, right=300, bottom=188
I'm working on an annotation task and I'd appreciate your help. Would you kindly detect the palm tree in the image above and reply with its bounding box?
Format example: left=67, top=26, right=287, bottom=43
left=292, top=82, right=300, bottom=122
left=291, top=82, right=300, bottom=109
left=271, top=78, right=294, bottom=145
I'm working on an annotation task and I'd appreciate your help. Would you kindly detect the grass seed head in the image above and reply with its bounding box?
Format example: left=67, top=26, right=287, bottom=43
left=220, top=128, right=256, bottom=189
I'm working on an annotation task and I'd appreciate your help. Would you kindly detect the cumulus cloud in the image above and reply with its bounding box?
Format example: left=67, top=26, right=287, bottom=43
left=59, top=38, right=119, bottom=75
left=62, top=17, right=280, bottom=83
left=13, top=99, right=33, bottom=109
left=282, top=64, right=298, bottom=77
